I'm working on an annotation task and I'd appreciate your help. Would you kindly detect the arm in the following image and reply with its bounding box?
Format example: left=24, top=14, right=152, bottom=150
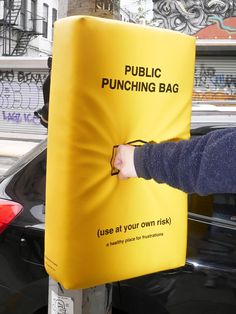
left=115, top=128, right=236, bottom=195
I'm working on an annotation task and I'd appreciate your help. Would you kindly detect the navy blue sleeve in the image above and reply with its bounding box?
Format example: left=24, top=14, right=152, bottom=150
left=134, top=128, right=236, bottom=195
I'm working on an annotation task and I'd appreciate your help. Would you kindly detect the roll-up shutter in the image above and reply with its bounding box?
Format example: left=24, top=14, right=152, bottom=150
left=194, top=56, right=236, bottom=103
left=0, top=67, right=48, bottom=135
left=192, top=55, right=236, bottom=129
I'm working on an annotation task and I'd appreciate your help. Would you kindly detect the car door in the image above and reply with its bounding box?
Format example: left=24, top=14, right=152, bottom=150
left=166, top=192, right=236, bottom=314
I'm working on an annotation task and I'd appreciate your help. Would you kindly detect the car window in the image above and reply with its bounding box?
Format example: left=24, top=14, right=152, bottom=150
left=188, top=193, right=236, bottom=232
left=2, top=139, right=47, bottom=180
left=5, top=148, right=46, bottom=217
left=188, top=128, right=236, bottom=230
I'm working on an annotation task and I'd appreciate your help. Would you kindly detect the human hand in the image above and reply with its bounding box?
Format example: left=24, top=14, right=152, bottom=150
left=113, top=145, right=137, bottom=179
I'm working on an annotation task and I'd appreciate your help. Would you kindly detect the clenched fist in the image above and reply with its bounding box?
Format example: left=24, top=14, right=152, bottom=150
left=113, top=145, right=137, bottom=179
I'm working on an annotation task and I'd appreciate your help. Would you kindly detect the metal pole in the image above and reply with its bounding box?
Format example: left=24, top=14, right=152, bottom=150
left=8, top=0, right=12, bottom=55
left=48, top=277, right=112, bottom=314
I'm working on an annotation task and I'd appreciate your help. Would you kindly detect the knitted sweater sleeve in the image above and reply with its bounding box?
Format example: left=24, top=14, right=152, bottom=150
left=134, top=128, right=236, bottom=195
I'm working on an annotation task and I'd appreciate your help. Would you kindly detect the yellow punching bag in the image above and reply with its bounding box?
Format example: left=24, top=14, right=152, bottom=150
left=45, top=16, right=196, bottom=289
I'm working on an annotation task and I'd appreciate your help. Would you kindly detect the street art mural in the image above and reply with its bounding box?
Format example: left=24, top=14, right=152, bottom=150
left=153, top=0, right=236, bottom=39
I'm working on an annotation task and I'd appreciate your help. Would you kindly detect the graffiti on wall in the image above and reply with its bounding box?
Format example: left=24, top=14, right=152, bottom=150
left=193, top=61, right=236, bottom=101
left=0, top=69, right=48, bottom=126
left=153, top=0, right=236, bottom=39
left=195, top=64, right=236, bottom=92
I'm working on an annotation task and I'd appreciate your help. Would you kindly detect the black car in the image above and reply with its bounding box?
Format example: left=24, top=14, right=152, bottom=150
left=1, top=131, right=236, bottom=314
left=0, top=140, right=48, bottom=314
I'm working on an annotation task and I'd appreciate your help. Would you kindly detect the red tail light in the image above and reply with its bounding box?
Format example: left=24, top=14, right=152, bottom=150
left=0, top=199, right=23, bottom=234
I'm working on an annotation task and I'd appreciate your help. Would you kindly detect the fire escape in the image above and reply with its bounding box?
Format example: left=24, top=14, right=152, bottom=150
left=0, top=0, right=42, bottom=56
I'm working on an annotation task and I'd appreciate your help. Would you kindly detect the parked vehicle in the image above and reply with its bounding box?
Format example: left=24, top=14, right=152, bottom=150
left=112, top=127, right=236, bottom=314
left=1, top=128, right=236, bottom=314
left=0, top=139, right=48, bottom=314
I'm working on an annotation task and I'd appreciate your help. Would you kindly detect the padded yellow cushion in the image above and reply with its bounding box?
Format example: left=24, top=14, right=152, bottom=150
left=45, top=16, right=196, bottom=289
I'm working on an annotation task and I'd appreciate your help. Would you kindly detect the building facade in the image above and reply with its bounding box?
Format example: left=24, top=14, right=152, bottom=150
left=0, top=0, right=68, bottom=137
left=1, top=0, right=235, bottom=137
left=0, top=0, right=65, bottom=57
